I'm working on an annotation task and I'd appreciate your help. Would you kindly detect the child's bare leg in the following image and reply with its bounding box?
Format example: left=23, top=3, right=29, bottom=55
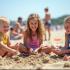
left=61, top=50, right=70, bottom=54
left=6, top=49, right=20, bottom=57
left=6, top=52, right=13, bottom=57
left=18, top=43, right=29, bottom=53
left=0, top=46, right=9, bottom=57
left=52, top=49, right=70, bottom=55
left=0, top=48, right=15, bottom=57
left=45, top=32, right=47, bottom=41
left=43, top=47, right=52, bottom=54
left=52, top=49, right=62, bottom=55
left=44, top=28, right=47, bottom=41
left=0, top=49, right=7, bottom=57
left=48, top=27, right=50, bottom=40
left=38, top=46, right=52, bottom=54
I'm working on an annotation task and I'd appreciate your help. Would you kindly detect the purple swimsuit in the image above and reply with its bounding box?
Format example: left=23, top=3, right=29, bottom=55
left=26, top=38, right=40, bottom=50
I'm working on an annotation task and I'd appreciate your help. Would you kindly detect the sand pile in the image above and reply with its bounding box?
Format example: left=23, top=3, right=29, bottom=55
left=0, top=52, right=70, bottom=69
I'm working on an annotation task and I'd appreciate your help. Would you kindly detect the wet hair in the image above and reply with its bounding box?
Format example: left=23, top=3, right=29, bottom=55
left=24, top=13, right=45, bottom=45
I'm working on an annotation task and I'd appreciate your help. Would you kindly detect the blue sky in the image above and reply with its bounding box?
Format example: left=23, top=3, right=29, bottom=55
left=0, top=0, right=70, bottom=20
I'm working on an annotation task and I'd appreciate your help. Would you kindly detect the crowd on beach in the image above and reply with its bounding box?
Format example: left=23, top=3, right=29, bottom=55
left=0, top=7, right=70, bottom=61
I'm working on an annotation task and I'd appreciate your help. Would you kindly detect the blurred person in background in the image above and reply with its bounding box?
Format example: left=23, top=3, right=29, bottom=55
left=44, top=7, right=51, bottom=41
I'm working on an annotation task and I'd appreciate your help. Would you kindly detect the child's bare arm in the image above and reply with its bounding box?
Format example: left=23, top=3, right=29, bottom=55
left=34, top=44, right=45, bottom=53
left=0, top=41, right=17, bottom=52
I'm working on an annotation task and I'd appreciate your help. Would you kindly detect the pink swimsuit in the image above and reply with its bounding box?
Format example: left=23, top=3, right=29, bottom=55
left=26, top=38, right=40, bottom=50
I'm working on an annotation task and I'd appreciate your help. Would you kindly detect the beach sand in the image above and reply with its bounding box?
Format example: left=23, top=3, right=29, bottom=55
left=0, top=28, right=70, bottom=69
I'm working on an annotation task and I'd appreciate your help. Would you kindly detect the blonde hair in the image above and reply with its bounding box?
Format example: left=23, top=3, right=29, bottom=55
left=0, top=16, right=9, bottom=26
left=24, top=13, right=45, bottom=45
left=64, top=16, right=70, bottom=29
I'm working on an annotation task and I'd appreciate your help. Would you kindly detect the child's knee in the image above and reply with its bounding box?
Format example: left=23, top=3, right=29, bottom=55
left=44, top=47, right=52, bottom=53
left=19, top=45, right=29, bottom=53
left=7, top=50, right=20, bottom=57
left=38, top=46, right=52, bottom=54
left=0, top=48, right=7, bottom=57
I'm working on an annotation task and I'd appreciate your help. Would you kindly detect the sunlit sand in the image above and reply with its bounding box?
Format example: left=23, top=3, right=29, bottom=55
left=0, top=27, right=70, bottom=69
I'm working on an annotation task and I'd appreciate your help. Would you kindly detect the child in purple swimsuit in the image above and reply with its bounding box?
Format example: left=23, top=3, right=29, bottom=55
left=23, top=13, right=56, bottom=54
left=15, top=14, right=52, bottom=55
left=23, top=13, right=45, bottom=53
left=26, top=38, right=40, bottom=51
left=20, top=14, right=70, bottom=56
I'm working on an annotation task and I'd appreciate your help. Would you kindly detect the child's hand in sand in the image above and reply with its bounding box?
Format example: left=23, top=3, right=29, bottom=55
left=63, top=55, right=70, bottom=61
left=11, top=48, right=20, bottom=56
left=34, top=48, right=40, bottom=53
left=29, top=48, right=33, bottom=53
left=63, top=55, right=68, bottom=61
